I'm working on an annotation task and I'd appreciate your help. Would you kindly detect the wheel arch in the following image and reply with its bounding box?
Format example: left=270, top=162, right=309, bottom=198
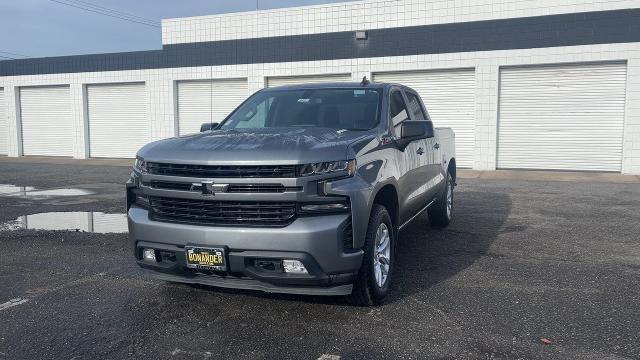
left=371, top=183, right=400, bottom=230
left=448, top=158, right=457, bottom=183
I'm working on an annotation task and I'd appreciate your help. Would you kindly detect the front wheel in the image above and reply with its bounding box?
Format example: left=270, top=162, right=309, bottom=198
left=349, top=204, right=395, bottom=306
left=428, top=172, right=454, bottom=228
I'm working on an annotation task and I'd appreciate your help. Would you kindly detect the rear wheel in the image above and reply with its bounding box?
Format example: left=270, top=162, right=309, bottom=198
left=428, top=171, right=454, bottom=228
left=349, top=204, right=395, bottom=306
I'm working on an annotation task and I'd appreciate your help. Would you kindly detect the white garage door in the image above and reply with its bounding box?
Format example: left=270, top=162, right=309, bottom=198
left=0, top=88, right=7, bottom=155
left=498, top=63, right=627, bottom=172
left=20, top=86, right=73, bottom=157
left=87, top=83, right=149, bottom=158
left=177, top=79, right=248, bottom=135
left=267, top=73, right=351, bottom=88
left=373, top=69, right=476, bottom=168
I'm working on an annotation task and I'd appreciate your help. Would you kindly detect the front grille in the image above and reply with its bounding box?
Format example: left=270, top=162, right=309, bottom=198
left=146, top=181, right=298, bottom=193
left=226, top=184, right=287, bottom=193
left=149, top=197, right=297, bottom=227
left=146, top=181, right=192, bottom=191
left=146, top=162, right=297, bottom=178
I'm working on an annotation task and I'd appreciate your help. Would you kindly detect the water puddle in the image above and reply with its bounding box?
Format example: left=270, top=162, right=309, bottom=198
left=0, top=212, right=128, bottom=234
left=0, top=184, right=94, bottom=199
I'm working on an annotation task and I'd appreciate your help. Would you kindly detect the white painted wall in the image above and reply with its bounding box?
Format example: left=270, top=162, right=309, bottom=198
left=162, top=0, right=640, bottom=44
left=0, top=0, right=639, bottom=173
left=1, top=42, right=638, bottom=173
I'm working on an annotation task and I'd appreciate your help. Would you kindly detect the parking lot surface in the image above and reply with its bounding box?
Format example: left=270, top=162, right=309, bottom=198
left=0, top=160, right=639, bottom=359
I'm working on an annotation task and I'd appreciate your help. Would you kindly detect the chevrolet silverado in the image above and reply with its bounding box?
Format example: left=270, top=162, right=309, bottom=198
left=126, top=80, right=456, bottom=305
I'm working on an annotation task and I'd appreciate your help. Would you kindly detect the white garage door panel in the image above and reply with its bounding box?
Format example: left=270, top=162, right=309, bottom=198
left=0, top=88, right=7, bottom=155
left=177, top=79, right=247, bottom=135
left=498, top=63, right=627, bottom=172
left=88, top=83, right=149, bottom=158
left=267, top=74, right=351, bottom=87
left=373, top=70, right=476, bottom=168
left=20, top=86, right=73, bottom=157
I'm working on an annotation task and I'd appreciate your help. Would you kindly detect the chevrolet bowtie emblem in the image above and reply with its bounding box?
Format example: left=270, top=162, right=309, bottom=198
left=190, top=181, right=229, bottom=195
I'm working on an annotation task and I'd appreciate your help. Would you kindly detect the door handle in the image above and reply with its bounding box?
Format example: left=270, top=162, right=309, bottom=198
left=434, top=143, right=440, bottom=149
left=416, top=147, right=424, bottom=155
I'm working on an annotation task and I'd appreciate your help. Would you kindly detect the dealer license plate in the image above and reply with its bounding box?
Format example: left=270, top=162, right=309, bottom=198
left=185, top=246, right=226, bottom=271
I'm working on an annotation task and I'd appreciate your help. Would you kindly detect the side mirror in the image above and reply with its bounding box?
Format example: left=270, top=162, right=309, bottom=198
left=200, top=122, right=219, bottom=132
left=400, top=121, right=434, bottom=139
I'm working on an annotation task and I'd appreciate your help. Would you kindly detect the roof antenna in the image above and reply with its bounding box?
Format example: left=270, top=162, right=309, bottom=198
left=360, top=76, right=370, bottom=86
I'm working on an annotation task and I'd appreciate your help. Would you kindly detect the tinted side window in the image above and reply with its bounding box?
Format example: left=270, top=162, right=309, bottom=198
left=390, top=90, right=410, bottom=136
left=406, top=92, right=427, bottom=120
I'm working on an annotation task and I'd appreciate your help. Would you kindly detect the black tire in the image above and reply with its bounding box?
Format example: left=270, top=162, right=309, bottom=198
left=428, top=171, right=454, bottom=228
left=349, top=204, right=395, bottom=306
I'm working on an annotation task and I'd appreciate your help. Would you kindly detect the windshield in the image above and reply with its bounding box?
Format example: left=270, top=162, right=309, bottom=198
left=221, top=88, right=382, bottom=131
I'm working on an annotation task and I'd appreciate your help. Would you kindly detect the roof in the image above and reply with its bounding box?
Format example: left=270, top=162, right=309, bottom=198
left=262, top=82, right=391, bottom=91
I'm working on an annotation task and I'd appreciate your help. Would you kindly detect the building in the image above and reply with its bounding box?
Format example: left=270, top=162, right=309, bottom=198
left=1, top=0, right=639, bottom=173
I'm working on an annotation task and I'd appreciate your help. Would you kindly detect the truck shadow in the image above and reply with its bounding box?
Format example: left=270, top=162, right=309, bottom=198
left=389, top=190, right=512, bottom=303
left=181, top=189, right=511, bottom=306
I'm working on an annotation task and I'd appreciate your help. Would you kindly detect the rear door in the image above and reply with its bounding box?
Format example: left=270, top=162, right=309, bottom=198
left=405, top=90, right=443, bottom=202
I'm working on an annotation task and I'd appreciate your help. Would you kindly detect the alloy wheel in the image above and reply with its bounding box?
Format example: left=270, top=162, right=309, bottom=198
left=373, top=222, right=391, bottom=287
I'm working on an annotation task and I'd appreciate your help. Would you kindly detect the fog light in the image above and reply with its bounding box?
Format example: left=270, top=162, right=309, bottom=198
left=282, top=260, right=308, bottom=274
left=254, top=259, right=282, bottom=272
left=142, top=248, right=156, bottom=262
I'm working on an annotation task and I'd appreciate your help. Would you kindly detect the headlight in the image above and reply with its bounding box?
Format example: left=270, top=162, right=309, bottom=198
left=134, top=157, right=148, bottom=173
left=126, top=174, right=148, bottom=210
left=126, top=171, right=140, bottom=187
left=298, top=160, right=355, bottom=177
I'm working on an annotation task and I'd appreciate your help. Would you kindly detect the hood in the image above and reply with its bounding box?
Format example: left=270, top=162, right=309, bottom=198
left=137, top=127, right=376, bottom=164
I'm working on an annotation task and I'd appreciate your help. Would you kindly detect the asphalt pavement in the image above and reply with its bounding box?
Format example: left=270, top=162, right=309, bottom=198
left=0, top=159, right=638, bottom=359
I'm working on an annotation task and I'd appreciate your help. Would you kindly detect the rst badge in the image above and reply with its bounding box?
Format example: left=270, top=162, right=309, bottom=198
left=190, top=181, right=229, bottom=196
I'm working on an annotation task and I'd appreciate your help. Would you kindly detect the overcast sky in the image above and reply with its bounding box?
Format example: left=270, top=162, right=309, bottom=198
left=0, top=0, right=352, bottom=59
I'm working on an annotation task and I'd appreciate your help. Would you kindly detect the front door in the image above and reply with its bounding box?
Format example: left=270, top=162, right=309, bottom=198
left=389, top=88, right=426, bottom=223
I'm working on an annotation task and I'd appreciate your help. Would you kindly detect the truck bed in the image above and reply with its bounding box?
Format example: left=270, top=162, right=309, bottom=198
left=435, top=128, right=456, bottom=168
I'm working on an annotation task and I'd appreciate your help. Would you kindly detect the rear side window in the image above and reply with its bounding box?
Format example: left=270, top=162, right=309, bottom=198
left=390, top=89, right=410, bottom=136
left=406, top=92, right=428, bottom=120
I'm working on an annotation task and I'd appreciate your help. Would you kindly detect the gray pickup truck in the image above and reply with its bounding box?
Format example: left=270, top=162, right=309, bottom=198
left=126, top=81, right=456, bottom=305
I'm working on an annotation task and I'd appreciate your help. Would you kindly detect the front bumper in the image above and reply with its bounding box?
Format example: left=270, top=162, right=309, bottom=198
left=128, top=206, right=363, bottom=296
